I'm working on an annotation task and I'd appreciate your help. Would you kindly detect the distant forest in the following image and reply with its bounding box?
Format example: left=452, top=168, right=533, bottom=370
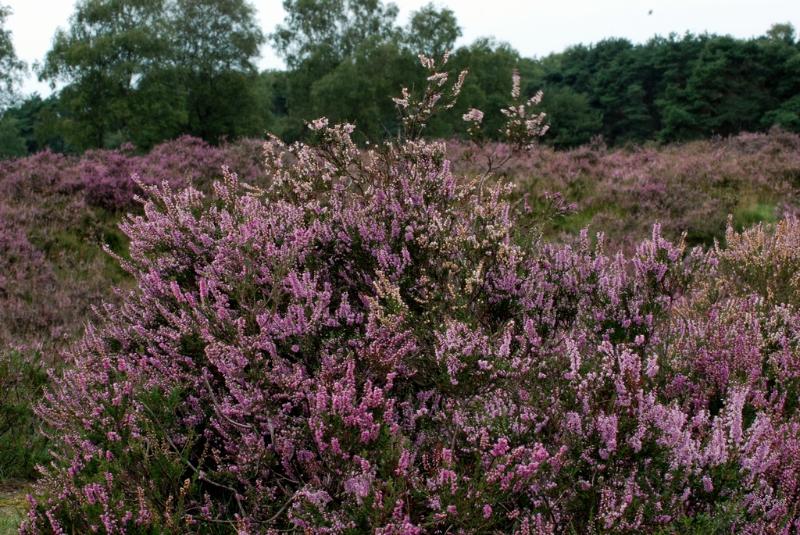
left=0, top=0, right=798, bottom=156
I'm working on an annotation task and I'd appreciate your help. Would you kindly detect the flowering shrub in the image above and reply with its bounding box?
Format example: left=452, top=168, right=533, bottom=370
left=715, top=217, right=800, bottom=306
left=17, top=57, right=800, bottom=533
left=0, top=136, right=265, bottom=214
left=0, top=218, right=57, bottom=344
left=78, top=136, right=266, bottom=211
left=3, top=128, right=798, bottom=354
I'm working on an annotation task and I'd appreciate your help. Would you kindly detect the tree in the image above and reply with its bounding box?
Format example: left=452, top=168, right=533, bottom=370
left=762, top=94, right=800, bottom=132
left=765, top=22, right=796, bottom=45
left=271, top=0, right=404, bottom=141
left=555, top=39, right=656, bottom=144
left=757, top=24, right=800, bottom=133
left=39, top=0, right=169, bottom=149
left=539, top=86, right=602, bottom=148
left=40, top=0, right=265, bottom=150
left=661, top=36, right=774, bottom=139
left=272, top=0, right=401, bottom=68
left=0, top=4, right=25, bottom=109
left=1, top=94, right=67, bottom=153
left=124, top=68, right=188, bottom=148
left=169, top=0, right=266, bottom=142
left=405, top=3, right=461, bottom=58
left=430, top=39, right=527, bottom=139
left=0, top=4, right=26, bottom=157
left=0, top=114, right=25, bottom=158
left=310, top=39, right=418, bottom=141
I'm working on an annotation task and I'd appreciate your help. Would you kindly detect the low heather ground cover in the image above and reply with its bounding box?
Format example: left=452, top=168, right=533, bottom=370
left=450, top=129, right=800, bottom=247
left=2, top=59, right=800, bottom=532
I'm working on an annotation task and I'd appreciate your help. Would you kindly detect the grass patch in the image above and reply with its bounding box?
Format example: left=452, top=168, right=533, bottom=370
left=28, top=206, right=131, bottom=285
left=0, top=487, right=26, bottom=534
left=0, top=351, right=49, bottom=483
left=733, top=201, right=778, bottom=231
left=550, top=202, right=627, bottom=236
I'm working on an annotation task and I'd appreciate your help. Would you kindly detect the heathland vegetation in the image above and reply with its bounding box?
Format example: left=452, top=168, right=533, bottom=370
left=1, top=0, right=800, bottom=533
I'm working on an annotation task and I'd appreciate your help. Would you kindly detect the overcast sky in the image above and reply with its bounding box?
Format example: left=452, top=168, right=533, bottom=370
left=5, top=0, right=799, bottom=96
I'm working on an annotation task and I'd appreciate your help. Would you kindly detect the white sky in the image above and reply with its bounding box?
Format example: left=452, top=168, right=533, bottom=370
left=5, top=0, right=799, bottom=96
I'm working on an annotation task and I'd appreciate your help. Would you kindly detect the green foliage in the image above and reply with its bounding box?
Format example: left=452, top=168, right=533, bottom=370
left=537, top=23, right=800, bottom=146
left=0, top=114, right=25, bottom=159
left=733, top=201, right=778, bottom=231
left=269, top=0, right=408, bottom=141
left=39, top=0, right=266, bottom=150
left=267, top=2, right=800, bottom=148
left=539, top=87, right=602, bottom=148
left=310, top=40, right=418, bottom=141
left=169, top=0, right=266, bottom=142
left=763, top=95, right=800, bottom=131
left=39, top=0, right=168, bottom=149
left=0, top=351, right=49, bottom=482
left=0, top=509, right=24, bottom=535
left=272, top=0, right=401, bottom=68
left=0, top=4, right=24, bottom=109
left=554, top=39, right=656, bottom=144
left=40, top=0, right=170, bottom=149
left=0, top=95, right=67, bottom=153
left=124, top=68, right=188, bottom=149
left=661, top=37, right=774, bottom=139
left=28, top=206, right=131, bottom=285
left=405, top=3, right=461, bottom=58
left=427, top=38, right=530, bottom=139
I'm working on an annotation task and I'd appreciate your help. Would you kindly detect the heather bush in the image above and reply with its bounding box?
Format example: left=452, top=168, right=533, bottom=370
left=0, top=217, right=59, bottom=345
left=0, top=136, right=275, bottom=494
left=0, top=136, right=266, bottom=214
left=1, top=121, right=797, bottom=342
left=2, top=127, right=798, bottom=354
left=78, top=136, right=265, bottom=212
left=714, top=217, right=800, bottom=306
left=19, top=56, right=800, bottom=533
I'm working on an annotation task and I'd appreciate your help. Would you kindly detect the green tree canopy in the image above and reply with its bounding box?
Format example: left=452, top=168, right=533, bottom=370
left=169, top=0, right=265, bottom=142
left=39, top=0, right=170, bottom=148
left=404, top=3, right=461, bottom=58
left=309, top=39, right=418, bottom=141
left=0, top=4, right=27, bottom=158
left=0, top=4, right=25, bottom=108
left=272, top=0, right=401, bottom=68
left=11, top=0, right=799, bottom=155
left=39, top=0, right=265, bottom=150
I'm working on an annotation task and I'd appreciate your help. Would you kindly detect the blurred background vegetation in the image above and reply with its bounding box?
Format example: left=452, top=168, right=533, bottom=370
left=0, top=0, right=798, bottom=157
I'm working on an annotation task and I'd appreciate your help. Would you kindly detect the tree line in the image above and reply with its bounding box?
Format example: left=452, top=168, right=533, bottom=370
left=0, top=0, right=798, bottom=157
